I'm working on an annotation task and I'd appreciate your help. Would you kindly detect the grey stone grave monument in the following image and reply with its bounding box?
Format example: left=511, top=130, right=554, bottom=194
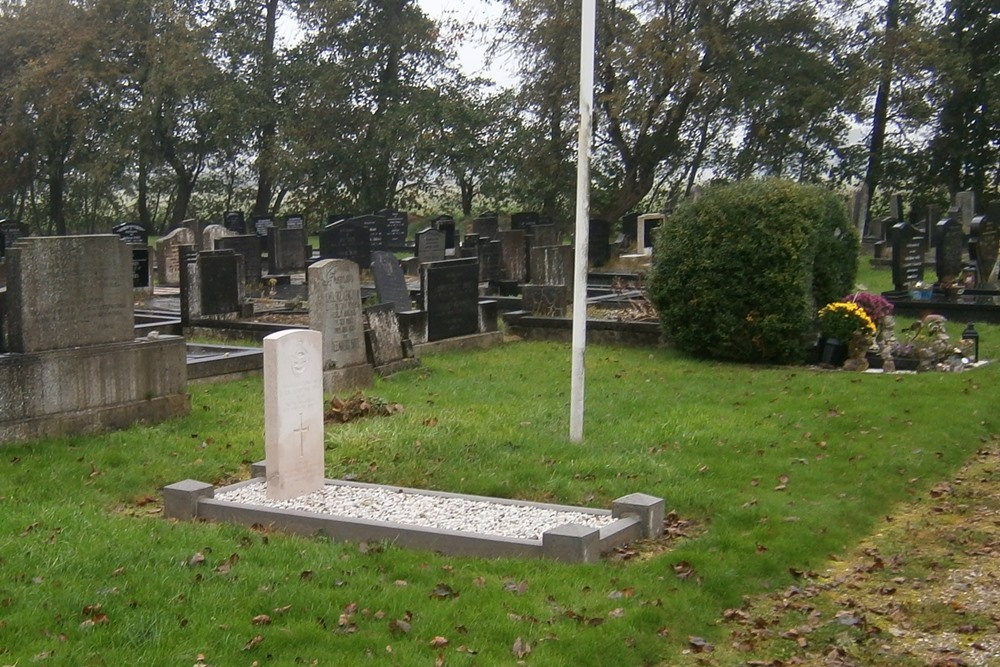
left=500, top=229, right=527, bottom=284
left=263, top=329, right=324, bottom=501
left=970, top=208, right=999, bottom=287
left=0, top=235, right=189, bottom=443
left=415, top=227, right=446, bottom=264
left=202, top=224, right=235, bottom=252
left=365, top=303, right=418, bottom=375
left=308, top=258, right=373, bottom=392
left=432, top=215, right=456, bottom=250
left=267, top=227, right=307, bottom=274
left=155, top=226, right=196, bottom=285
left=524, top=245, right=574, bottom=316
left=935, top=217, right=964, bottom=284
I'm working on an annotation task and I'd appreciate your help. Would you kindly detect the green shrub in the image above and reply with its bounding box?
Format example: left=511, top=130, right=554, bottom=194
left=649, top=179, right=858, bottom=363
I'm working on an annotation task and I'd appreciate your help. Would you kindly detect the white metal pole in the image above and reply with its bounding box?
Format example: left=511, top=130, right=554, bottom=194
left=569, top=0, right=597, bottom=443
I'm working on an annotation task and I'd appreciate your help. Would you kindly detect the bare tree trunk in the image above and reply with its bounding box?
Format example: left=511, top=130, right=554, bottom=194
left=862, top=0, right=900, bottom=227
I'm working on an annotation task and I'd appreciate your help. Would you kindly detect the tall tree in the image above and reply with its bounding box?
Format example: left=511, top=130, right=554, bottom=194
left=928, top=0, right=1000, bottom=199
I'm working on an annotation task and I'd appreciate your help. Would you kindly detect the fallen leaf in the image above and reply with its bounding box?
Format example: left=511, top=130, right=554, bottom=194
left=429, top=583, right=459, bottom=600
left=512, top=637, right=531, bottom=659
left=251, top=614, right=271, bottom=626
left=241, top=634, right=264, bottom=650
left=429, top=636, right=449, bottom=648
left=688, top=636, right=714, bottom=652
left=187, top=552, right=206, bottom=567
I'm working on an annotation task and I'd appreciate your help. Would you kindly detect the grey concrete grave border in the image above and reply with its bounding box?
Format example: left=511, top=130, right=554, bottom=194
left=164, top=466, right=664, bottom=563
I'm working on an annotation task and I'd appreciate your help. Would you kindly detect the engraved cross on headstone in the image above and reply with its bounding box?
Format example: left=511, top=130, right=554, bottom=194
left=293, top=412, right=309, bottom=457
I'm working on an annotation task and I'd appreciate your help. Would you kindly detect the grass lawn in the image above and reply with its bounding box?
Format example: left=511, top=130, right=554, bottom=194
left=3, top=263, right=997, bottom=665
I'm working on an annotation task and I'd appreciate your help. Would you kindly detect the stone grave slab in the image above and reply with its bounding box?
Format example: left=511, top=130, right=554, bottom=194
left=890, top=222, right=925, bottom=291
left=224, top=210, right=246, bottom=234
left=320, top=220, right=372, bottom=269
left=267, top=227, right=307, bottom=274
left=216, top=235, right=262, bottom=284
left=500, top=230, right=527, bottom=283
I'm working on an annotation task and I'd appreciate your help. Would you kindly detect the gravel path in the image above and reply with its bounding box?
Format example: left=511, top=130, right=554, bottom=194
left=217, top=481, right=614, bottom=541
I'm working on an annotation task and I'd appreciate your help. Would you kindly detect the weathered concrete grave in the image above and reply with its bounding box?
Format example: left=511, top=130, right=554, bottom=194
left=0, top=235, right=189, bottom=443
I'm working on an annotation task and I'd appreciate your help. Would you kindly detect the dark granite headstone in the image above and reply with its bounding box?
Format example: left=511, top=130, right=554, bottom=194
left=472, top=213, right=499, bottom=239
left=511, top=211, right=540, bottom=231
left=216, top=234, right=263, bottom=283
left=460, top=234, right=480, bottom=260
left=432, top=215, right=456, bottom=249
left=935, top=217, right=964, bottom=283
left=267, top=227, right=307, bottom=274
left=890, top=222, right=925, bottom=291
left=422, top=258, right=480, bottom=342
left=198, top=250, right=244, bottom=316
left=889, top=193, right=904, bottom=223
left=970, top=210, right=999, bottom=286
left=924, top=205, right=940, bottom=248
left=485, top=240, right=503, bottom=282
left=284, top=213, right=305, bottom=231
left=639, top=215, right=662, bottom=250
left=589, top=219, right=611, bottom=267
left=0, top=220, right=28, bottom=257
left=253, top=214, right=275, bottom=250
left=371, top=251, right=412, bottom=313
left=113, top=222, right=149, bottom=246
left=224, top=211, right=246, bottom=234
left=377, top=209, right=409, bottom=246
left=319, top=219, right=372, bottom=269
left=344, top=214, right=388, bottom=251
left=327, top=213, right=351, bottom=225
left=131, top=247, right=151, bottom=288
left=415, top=227, right=446, bottom=263
left=620, top=213, right=638, bottom=245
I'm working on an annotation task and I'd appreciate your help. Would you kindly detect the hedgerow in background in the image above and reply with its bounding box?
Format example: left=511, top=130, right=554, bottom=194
left=649, top=179, right=858, bottom=363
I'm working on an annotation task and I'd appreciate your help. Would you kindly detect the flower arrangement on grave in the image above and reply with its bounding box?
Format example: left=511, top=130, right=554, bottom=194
left=889, top=314, right=975, bottom=371
left=817, top=301, right=877, bottom=343
left=817, top=301, right=877, bottom=370
left=842, top=291, right=893, bottom=323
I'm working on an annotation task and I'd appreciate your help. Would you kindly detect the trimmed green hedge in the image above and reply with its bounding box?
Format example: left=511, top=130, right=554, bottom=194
left=649, top=179, right=858, bottom=363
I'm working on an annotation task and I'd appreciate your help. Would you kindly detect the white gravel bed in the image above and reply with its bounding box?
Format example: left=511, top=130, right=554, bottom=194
left=216, top=481, right=614, bottom=540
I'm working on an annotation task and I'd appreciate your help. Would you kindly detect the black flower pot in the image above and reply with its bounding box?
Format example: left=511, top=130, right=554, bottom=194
left=820, top=338, right=847, bottom=367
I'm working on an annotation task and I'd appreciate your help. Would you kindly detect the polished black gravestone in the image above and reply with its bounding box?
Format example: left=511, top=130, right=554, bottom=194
left=890, top=222, right=925, bottom=291
left=422, top=258, right=480, bottom=342
left=320, top=220, right=373, bottom=269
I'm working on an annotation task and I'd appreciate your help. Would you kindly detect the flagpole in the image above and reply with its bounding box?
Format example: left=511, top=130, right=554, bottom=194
left=569, top=0, right=597, bottom=442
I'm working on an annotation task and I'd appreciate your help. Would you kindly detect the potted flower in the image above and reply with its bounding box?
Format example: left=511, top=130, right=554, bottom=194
left=817, top=301, right=877, bottom=367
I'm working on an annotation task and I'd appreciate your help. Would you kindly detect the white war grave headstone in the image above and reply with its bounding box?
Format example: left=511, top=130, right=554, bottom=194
left=264, top=329, right=325, bottom=501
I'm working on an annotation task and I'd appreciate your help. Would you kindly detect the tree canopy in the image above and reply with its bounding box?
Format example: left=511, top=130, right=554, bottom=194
left=0, top=0, right=993, bottom=233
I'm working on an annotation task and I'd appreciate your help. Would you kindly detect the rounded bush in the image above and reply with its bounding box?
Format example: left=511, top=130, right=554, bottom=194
left=649, top=179, right=858, bottom=363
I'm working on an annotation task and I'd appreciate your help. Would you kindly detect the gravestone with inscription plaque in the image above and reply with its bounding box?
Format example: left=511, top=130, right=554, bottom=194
left=263, top=329, right=325, bottom=501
